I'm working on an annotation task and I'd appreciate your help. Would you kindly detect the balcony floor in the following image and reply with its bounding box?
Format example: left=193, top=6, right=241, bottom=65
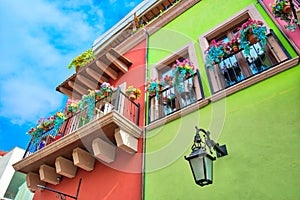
left=13, top=110, right=142, bottom=174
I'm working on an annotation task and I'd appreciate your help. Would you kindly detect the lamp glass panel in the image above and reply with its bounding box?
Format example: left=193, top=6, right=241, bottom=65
left=190, top=156, right=205, bottom=181
left=204, top=156, right=213, bottom=182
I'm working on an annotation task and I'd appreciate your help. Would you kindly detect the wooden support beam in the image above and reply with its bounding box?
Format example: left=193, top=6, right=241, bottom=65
left=58, top=86, right=72, bottom=98
left=55, top=156, right=77, bottom=178
left=296, top=8, right=300, bottom=23
left=142, top=15, right=149, bottom=23
left=68, top=81, right=88, bottom=96
left=58, top=87, right=81, bottom=100
left=92, top=138, right=116, bottom=163
left=86, top=68, right=108, bottom=84
left=95, top=60, right=118, bottom=80
left=114, top=128, right=138, bottom=153
left=72, top=147, right=95, bottom=171
left=26, top=172, right=46, bottom=192
left=39, top=164, right=62, bottom=185
left=109, top=48, right=132, bottom=66
left=76, top=74, right=98, bottom=90
left=106, top=53, right=128, bottom=74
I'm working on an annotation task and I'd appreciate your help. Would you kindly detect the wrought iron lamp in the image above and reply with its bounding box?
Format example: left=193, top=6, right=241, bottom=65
left=184, top=127, right=228, bottom=186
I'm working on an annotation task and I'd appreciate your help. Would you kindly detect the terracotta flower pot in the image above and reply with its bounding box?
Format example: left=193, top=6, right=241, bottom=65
left=283, top=5, right=291, bottom=14
left=232, top=45, right=239, bottom=53
left=128, top=92, right=137, bottom=101
left=75, top=66, right=80, bottom=73
left=95, top=96, right=101, bottom=101
left=248, top=34, right=258, bottom=44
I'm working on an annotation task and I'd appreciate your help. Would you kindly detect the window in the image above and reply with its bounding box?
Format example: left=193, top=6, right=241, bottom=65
left=148, top=42, right=204, bottom=123
left=199, top=4, right=291, bottom=94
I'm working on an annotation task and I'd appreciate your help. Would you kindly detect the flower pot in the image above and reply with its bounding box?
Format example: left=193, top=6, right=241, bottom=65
left=248, top=34, right=258, bottom=44
left=75, top=66, right=80, bottom=73
left=95, top=96, right=101, bottom=101
left=67, top=112, right=74, bottom=118
left=103, top=91, right=109, bottom=96
left=232, top=45, right=239, bottom=53
left=128, top=91, right=137, bottom=101
left=283, top=5, right=291, bottom=14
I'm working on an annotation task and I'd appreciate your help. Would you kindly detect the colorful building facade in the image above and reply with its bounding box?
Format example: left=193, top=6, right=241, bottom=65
left=13, top=0, right=300, bottom=199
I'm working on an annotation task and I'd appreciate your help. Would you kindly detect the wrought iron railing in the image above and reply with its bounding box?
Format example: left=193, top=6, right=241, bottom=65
left=23, top=88, right=140, bottom=158
left=207, top=30, right=291, bottom=94
left=148, top=70, right=204, bottom=123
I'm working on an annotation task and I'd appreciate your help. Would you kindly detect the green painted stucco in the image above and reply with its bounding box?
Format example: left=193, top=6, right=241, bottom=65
left=146, top=0, right=297, bottom=97
left=145, top=0, right=300, bottom=199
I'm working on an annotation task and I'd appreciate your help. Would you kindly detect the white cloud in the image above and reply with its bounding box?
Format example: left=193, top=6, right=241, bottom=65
left=0, top=0, right=106, bottom=125
left=0, top=0, right=142, bottom=126
left=0, top=76, right=64, bottom=125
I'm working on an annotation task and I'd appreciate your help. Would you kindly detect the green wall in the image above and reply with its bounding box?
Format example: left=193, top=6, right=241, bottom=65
left=145, top=0, right=300, bottom=199
left=147, top=0, right=297, bottom=97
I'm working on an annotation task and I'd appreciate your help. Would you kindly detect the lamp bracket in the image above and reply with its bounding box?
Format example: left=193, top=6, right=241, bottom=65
left=193, top=127, right=228, bottom=158
left=37, top=178, right=82, bottom=200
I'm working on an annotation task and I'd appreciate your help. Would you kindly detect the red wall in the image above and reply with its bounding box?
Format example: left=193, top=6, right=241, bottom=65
left=262, top=0, right=300, bottom=49
left=111, top=40, right=147, bottom=127
left=33, top=40, right=146, bottom=200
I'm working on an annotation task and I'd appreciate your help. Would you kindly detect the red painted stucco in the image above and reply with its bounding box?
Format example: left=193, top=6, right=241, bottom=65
left=262, top=0, right=300, bottom=49
left=33, top=40, right=146, bottom=200
left=111, top=40, right=147, bottom=127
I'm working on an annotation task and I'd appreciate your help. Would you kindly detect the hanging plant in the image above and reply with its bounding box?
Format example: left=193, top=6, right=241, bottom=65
left=172, top=59, right=195, bottom=92
left=271, top=0, right=299, bottom=31
left=125, top=86, right=142, bottom=101
left=52, top=112, right=66, bottom=135
left=27, top=127, right=44, bottom=145
left=236, top=18, right=267, bottom=55
left=79, top=91, right=96, bottom=121
left=204, top=40, right=228, bottom=68
left=146, top=78, right=163, bottom=99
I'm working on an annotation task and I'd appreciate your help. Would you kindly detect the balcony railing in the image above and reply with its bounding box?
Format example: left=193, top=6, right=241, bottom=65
left=207, top=30, right=291, bottom=94
left=148, top=70, right=204, bottom=123
left=23, top=88, right=140, bottom=158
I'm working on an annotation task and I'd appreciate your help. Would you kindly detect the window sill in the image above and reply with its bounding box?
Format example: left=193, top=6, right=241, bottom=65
left=146, top=56, right=299, bottom=131
left=146, top=99, right=210, bottom=131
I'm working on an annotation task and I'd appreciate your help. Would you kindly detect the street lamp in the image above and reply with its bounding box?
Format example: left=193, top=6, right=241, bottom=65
left=184, top=127, right=228, bottom=187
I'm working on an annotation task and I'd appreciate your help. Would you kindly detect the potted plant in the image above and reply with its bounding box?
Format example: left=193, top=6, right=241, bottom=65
left=228, top=35, right=240, bottom=53
left=37, top=118, right=54, bottom=131
left=27, top=127, right=44, bottom=145
left=94, top=89, right=104, bottom=101
left=172, top=59, right=195, bottom=92
left=52, top=112, right=66, bottom=134
left=66, top=100, right=79, bottom=116
left=146, top=78, right=163, bottom=98
left=161, top=75, right=174, bottom=87
left=68, top=49, right=95, bottom=72
left=236, top=18, right=267, bottom=55
left=271, top=0, right=299, bottom=31
left=100, top=82, right=113, bottom=96
left=204, top=40, right=228, bottom=68
left=125, top=86, right=142, bottom=101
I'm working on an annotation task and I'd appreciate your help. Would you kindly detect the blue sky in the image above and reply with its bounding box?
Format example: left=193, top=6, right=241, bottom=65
left=0, top=0, right=142, bottom=152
